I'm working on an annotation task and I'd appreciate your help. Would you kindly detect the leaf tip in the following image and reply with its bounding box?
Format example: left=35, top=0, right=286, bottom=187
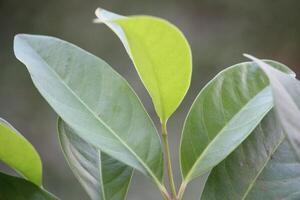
left=94, top=7, right=125, bottom=24
left=243, top=53, right=255, bottom=60
left=93, top=7, right=103, bottom=23
left=95, top=7, right=102, bottom=15
left=243, top=54, right=267, bottom=70
left=14, top=34, right=23, bottom=46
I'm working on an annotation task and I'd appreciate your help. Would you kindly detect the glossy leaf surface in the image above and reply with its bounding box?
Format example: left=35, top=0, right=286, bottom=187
left=58, top=118, right=133, bottom=200
left=0, top=118, right=42, bottom=185
left=14, top=34, right=164, bottom=188
left=95, top=8, right=192, bottom=122
left=180, top=61, right=293, bottom=183
left=0, top=172, right=57, bottom=200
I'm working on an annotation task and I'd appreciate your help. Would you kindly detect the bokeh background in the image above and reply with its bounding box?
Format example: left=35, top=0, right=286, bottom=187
left=1, top=0, right=300, bottom=199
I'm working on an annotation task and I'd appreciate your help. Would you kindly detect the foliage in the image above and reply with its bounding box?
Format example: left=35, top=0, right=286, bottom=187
left=0, top=8, right=299, bottom=200
left=0, top=119, right=57, bottom=199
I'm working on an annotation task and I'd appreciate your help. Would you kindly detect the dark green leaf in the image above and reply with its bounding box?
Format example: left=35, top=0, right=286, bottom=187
left=0, top=172, right=57, bottom=200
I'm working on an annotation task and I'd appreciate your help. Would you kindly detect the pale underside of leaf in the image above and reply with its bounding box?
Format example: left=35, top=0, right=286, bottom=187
left=0, top=118, right=42, bottom=186
left=201, top=109, right=300, bottom=200
left=180, top=60, right=294, bottom=183
left=14, top=34, right=164, bottom=188
left=95, top=8, right=192, bottom=122
left=245, top=54, right=300, bottom=161
left=58, top=118, right=133, bottom=200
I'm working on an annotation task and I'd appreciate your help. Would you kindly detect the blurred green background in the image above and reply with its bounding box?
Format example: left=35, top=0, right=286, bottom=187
left=0, top=0, right=299, bottom=199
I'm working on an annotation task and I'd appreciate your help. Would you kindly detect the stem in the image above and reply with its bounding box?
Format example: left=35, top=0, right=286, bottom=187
left=160, top=186, right=171, bottom=200
left=177, top=182, right=187, bottom=200
left=161, top=122, right=177, bottom=199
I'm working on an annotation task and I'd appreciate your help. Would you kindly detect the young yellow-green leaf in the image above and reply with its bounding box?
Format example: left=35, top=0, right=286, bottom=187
left=14, top=34, right=165, bottom=193
left=180, top=60, right=293, bottom=185
left=0, top=172, right=57, bottom=200
left=0, top=118, right=42, bottom=186
left=202, top=109, right=300, bottom=200
left=58, top=118, right=133, bottom=200
left=95, top=8, right=192, bottom=122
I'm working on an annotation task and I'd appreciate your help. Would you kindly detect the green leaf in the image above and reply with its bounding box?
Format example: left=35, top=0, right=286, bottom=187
left=58, top=118, right=133, bottom=200
left=95, top=8, right=192, bottom=122
left=0, top=172, right=58, bottom=200
left=180, top=60, right=293, bottom=184
left=201, top=109, right=300, bottom=200
left=14, top=34, right=165, bottom=191
left=245, top=54, right=300, bottom=160
left=0, top=118, right=42, bottom=186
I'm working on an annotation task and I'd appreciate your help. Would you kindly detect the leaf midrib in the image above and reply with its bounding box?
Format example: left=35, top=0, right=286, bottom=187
left=20, top=37, right=163, bottom=187
left=184, top=86, right=272, bottom=182
left=98, top=151, right=106, bottom=200
left=241, top=134, right=285, bottom=199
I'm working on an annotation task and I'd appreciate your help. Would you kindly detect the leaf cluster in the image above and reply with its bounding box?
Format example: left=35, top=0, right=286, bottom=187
left=0, top=8, right=300, bottom=200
